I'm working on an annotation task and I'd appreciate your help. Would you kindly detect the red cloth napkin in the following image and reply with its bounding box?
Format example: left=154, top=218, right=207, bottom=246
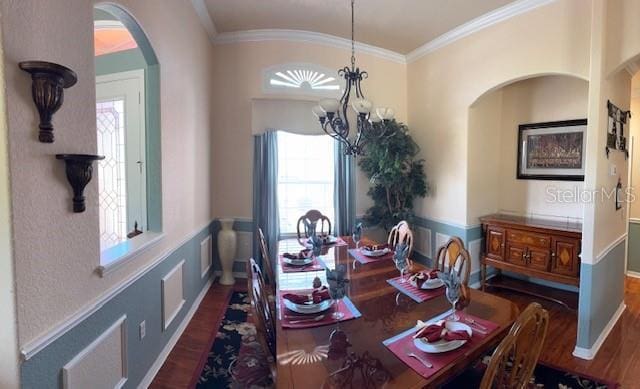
left=443, top=330, right=471, bottom=341
left=282, top=293, right=310, bottom=304
left=409, top=270, right=439, bottom=289
left=283, top=249, right=312, bottom=260
left=283, top=287, right=331, bottom=304
left=414, top=324, right=444, bottom=343
left=312, top=287, right=331, bottom=303
left=361, top=243, right=390, bottom=251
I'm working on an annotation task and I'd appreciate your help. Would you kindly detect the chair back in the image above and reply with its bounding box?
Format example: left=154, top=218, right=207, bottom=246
left=435, top=236, right=471, bottom=286
left=388, top=221, right=414, bottom=255
left=480, top=302, right=549, bottom=389
left=296, top=209, right=332, bottom=239
left=256, top=227, right=276, bottom=293
left=248, top=258, right=277, bottom=359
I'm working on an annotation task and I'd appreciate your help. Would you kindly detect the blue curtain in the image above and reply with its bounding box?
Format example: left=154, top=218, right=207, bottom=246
left=253, top=131, right=279, bottom=274
left=334, top=141, right=356, bottom=236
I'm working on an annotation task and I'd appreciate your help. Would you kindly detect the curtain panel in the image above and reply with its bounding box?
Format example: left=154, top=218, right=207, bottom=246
left=252, top=131, right=279, bottom=274
left=334, top=141, right=356, bottom=236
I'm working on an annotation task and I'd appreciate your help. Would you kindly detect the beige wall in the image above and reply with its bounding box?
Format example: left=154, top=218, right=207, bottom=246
left=210, top=41, right=408, bottom=220
left=468, top=76, right=589, bottom=223
left=0, top=0, right=214, bottom=346
left=407, top=0, right=591, bottom=227
left=630, top=73, right=640, bottom=220
left=0, top=12, right=19, bottom=386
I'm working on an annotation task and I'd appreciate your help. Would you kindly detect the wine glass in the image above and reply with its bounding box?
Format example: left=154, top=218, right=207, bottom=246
left=326, top=265, right=349, bottom=320
left=352, top=222, right=363, bottom=249
left=393, top=242, right=409, bottom=282
left=445, top=284, right=461, bottom=321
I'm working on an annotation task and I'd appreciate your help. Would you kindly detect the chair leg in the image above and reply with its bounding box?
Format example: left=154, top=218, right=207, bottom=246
left=481, top=262, right=486, bottom=292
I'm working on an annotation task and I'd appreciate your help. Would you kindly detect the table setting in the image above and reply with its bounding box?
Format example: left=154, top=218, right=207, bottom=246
left=279, top=248, right=327, bottom=273
left=279, top=267, right=361, bottom=329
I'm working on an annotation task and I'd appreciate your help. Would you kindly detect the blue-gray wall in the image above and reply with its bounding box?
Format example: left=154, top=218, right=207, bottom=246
left=576, top=239, right=626, bottom=348
left=21, top=223, right=217, bottom=388
left=628, top=222, right=640, bottom=273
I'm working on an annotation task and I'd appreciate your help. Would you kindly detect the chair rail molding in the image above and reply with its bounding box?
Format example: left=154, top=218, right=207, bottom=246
left=20, top=220, right=215, bottom=361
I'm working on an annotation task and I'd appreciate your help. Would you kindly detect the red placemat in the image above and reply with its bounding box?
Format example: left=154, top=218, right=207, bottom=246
left=279, top=255, right=326, bottom=273
left=386, top=275, right=445, bottom=303
left=348, top=248, right=394, bottom=264
left=383, top=312, right=500, bottom=380
left=279, top=292, right=361, bottom=329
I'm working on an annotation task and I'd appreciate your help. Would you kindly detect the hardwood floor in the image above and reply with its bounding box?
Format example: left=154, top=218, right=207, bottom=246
left=149, top=281, right=237, bottom=389
left=151, top=276, right=640, bottom=388
left=488, top=276, right=640, bottom=387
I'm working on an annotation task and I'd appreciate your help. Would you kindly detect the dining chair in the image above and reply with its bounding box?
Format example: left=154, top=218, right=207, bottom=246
left=229, top=258, right=276, bottom=386
left=296, top=209, right=332, bottom=239
left=256, top=227, right=276, bottom=294
left=435, top=236, right=471, bottom=286
left=247, top=258, right=277, bottom=360
left=479, top=302, right=549, bottom=389
left=388, top=220, right=414, bottom=255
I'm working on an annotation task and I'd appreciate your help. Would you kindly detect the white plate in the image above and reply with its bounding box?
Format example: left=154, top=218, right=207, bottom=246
left=413, top=321, right=472, bottom=354
left=306, top=236, right=338, bottom=245
left=360, top=247, right=391, bottom=257
left=283, top=298, right=333, bottom=314
left=282, top=257, right=314, bottom=266
left=420, top=278, right=444, bottom=290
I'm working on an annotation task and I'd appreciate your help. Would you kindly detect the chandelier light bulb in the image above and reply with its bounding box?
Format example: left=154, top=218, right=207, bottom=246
left=369, top=111, right=382, bottom=123
left=319, top=98, right=340, bottom=114
left=376, top=107, right=395, bottom=121
left=312, top=105, right=327, bottom=118
left=352, top=98, right=372, bottom=114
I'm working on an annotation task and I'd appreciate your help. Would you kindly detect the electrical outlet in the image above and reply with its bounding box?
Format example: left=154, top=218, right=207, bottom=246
left=139, top=320, right=146, bottom=340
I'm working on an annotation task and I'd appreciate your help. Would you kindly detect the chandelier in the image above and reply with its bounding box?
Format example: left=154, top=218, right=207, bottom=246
left=312, top=0, right=396, bottom=156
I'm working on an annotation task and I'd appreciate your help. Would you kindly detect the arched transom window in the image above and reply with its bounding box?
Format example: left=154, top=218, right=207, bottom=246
left=263, top=63, right=341, bottom=96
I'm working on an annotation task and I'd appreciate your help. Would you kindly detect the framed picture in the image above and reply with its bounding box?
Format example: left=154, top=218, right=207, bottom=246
left=517, top=119, right=587, bottom=181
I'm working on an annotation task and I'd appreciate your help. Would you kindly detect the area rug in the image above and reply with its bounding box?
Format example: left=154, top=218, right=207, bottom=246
left=442, top=353, right=620, bottom=388
left=193, top=291, right=273, bottom=389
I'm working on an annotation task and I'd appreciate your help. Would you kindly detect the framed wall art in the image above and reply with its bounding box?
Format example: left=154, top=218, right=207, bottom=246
left=517, top=119, right=587, bottom=181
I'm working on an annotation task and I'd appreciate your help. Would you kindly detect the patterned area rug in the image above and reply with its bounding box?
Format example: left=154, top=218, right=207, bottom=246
left=195, top=291, right=273, bottom=389
left=195, top=293, right=617, bottom=388
left=443, top=353, right=619, bottom=388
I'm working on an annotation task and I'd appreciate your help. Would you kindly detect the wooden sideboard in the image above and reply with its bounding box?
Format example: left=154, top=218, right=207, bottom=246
left=480, top=214, right=582, bottom=289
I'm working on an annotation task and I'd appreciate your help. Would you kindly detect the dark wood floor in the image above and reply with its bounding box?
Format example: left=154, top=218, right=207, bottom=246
left=150, top=277, right=640, bottom=388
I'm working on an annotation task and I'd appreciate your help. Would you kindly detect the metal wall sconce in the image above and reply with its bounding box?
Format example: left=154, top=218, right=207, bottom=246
left=19, top=61, right=77, bottom=143
left=56, top=154, right=104, bottom=213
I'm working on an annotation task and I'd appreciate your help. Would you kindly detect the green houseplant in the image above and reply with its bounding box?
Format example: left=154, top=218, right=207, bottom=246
left=359, top=120, right=428, bottom=230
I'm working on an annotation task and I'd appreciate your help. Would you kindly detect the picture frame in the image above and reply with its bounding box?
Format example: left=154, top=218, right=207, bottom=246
left=517, top=119, right=587, bottom=181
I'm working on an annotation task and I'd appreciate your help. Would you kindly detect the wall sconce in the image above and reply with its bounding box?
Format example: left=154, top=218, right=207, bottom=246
left=56, top=154, right=104, bottom=213
left=19, top=61, right=77, bottom=143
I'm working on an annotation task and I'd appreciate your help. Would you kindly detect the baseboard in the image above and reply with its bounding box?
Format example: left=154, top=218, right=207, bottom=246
left=626, top=270, right=640, bottom=279
left=138, top=278, right=213, bottom=388
left=469, top=271, right=497, bottom=289
left=572, top=301, right=626, bottom=360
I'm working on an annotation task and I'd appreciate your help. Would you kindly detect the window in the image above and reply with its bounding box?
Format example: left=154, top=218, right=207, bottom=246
left=94, top=4, right=163, bottom=274
left=277, top=132, right=335, bottom=235
left=263, top=63, right=341, bottom=97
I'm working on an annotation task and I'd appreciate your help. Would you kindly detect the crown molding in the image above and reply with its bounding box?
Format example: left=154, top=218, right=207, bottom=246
left=213, top=29, right=407, bottom=64
left=406, top=0, right=557, bottom=63
left=191, top=0, right=217, bottom=43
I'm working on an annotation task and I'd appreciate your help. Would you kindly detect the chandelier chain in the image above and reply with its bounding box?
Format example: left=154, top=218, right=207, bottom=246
left=351, top=0, right=355, bottom=69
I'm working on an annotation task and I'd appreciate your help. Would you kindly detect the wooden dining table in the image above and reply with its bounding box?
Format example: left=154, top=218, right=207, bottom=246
left=275, top=236, right=519, bottom=388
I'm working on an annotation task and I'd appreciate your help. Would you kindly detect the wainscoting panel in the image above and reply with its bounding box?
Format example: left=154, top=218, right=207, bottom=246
left=414, top=226, right=432, bottom=259
left=200, top=235, right=212, bottom=278
left=62, top=315, right=127, bottom=389
left=20, top=223, right=216, bottom=389
left=162, top=260, right=185, bottom=331
left=435, top=232, right=451, bottom=255
left=468, top=239, right=482, bottom=274
left=236, top=231, right=253, bottom=263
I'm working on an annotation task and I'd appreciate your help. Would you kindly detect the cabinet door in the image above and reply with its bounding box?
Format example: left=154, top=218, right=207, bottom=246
left=505, top=243, right=527, bottom=266
left=485, top=226, right=505, bottom=261
left=528, top=247, right=551, bottom=271
left=551, top=237, right=580, bottom=277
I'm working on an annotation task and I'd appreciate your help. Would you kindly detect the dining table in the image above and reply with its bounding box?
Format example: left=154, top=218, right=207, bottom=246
left=275, top=236, right=520, bottom=388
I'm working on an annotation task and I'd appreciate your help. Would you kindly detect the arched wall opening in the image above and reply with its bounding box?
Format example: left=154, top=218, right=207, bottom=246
left=465, top=74, right=589, bottom=283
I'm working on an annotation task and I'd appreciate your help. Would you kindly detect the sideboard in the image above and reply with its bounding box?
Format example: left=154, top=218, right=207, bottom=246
left=480, top=213, right=582, bottom=289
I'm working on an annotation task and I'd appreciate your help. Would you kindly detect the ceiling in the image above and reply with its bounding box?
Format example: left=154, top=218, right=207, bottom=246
left=204, top=0, right=517, bottom=54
